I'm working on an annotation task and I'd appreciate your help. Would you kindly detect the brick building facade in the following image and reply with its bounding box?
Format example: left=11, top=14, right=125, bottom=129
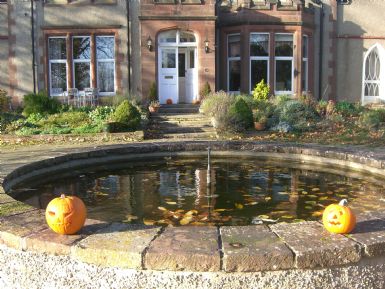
left=0, top=0, right=384, bottom=105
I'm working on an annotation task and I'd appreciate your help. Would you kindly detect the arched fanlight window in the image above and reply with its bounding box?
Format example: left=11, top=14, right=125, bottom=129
left=158, top=30, right=196, bottom=45
left=362, top=44, right=384, bottom=104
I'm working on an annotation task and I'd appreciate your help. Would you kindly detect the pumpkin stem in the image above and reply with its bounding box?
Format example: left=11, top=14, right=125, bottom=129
left=339, top=199, right=348, bottom=206
left=60, top=194, right=66, bottom=199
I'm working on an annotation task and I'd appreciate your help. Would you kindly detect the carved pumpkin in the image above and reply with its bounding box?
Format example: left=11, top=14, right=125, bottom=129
left=322, top=199, right=356, bottom=234
left=45, top=194, right=87, bottom=235
left=166, top=98, right=173, bottom=105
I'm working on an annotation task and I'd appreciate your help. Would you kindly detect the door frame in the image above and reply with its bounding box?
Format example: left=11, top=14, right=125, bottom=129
left=157, top=30, right=198, bottom=104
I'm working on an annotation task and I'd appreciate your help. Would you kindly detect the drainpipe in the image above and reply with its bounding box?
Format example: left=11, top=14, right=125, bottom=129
left=30, top=0, right=36, bottom=94
left=126, top=0, right=131, bottom=94
left=311, top=0, right=324, bottom=100
left=215, top=0, right=220, bottom=91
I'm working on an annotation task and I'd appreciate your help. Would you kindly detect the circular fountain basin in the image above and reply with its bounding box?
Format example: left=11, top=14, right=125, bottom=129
left=2, top=141, right=385, bottom=288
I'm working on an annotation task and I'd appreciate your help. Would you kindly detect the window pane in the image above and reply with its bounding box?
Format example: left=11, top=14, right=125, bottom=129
left=162, top=49, right=176, bottom=68
left=229, top=60, right=241, bottom=91
left=275, top=34, right=293, bottom=57
left=98, top=62, right=114, bottom=93
left=74, top=62, right=90, bottom=90
left=159, top=31, right=177, bottom=43
left=50, top=63, right=67, bottom=93
left=250, top=34, right=269, bottom=57
left=49, top=38, right=66, bottom=60
left=96, top=37, right=114, bottom=59
left=228, top=35, right=240, bottom=58
left=302, top=60, right=308, bottom=91
left=180, top=31, right=196, bottom=43
left=276, top=60, right=292, bottom=91
left=189, top=50, right=195, bottom=68
left=73, top=37, right=91, bottom=60
left=302, top=35, right=308, bottom=58
left=251, top=60, right=268, bottom=90
left=178, top=53, right=185, bottom=77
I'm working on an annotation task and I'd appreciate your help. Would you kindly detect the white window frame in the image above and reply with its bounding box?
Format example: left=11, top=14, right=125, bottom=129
left=158, top=30, right=197, bottom=47
left=96, top=36, right=116, bottom=96
left=48, top=36, right=67, bottom=97
left=249, top=32, right=270, bottom=93
left=72, top=36, right=91, bottom=92
left=362, top=43, right=385, bottom=104
left=227, top=33, right=241, bottom=94
left=302, top=35, right=309, bottom=93
left=274, top=33, right=294, bottom=95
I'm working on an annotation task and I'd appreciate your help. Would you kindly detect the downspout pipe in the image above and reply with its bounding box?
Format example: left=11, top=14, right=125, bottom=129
left=30, top=0, right=36, bottom=94
left=126, top=0, right=131, bottom=94
left=311, top=0, right=324, bottom=100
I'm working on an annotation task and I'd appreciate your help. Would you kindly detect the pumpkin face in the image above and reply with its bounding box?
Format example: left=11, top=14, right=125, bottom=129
left=45, top=194, right=87, bottom=235
left=322, top=199, right=356, bottom=234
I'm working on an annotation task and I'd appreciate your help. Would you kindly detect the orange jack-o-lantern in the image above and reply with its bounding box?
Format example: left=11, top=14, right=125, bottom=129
left=322, top=199, right=356, bottom=234
left=166, top=98, right=173, bottom=105
left=45, top=194, right=87, bottom=235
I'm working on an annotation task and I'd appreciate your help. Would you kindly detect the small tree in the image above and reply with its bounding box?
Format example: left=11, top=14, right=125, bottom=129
left=200, top=82, right=212, bottom=99
left=252, top=79, right=270, bottom=101
left=148, top=82, right=157, bottom=102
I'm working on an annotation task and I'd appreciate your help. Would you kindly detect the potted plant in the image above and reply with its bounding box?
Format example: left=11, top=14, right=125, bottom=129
left=148, top=100, right=160, bottom=113
left=253, top=110, right=268, bottom=131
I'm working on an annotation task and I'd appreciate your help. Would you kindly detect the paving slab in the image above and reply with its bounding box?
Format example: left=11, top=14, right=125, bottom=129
left=349, top=210, right=385, bottom=257
left=72, top=223, right=160, bottom=269
left=24, top=218, right=109, bottom=255
left=0, top=210, right=47, bottom=249
left=221, top=225, right=294, bottom=272
left=270, top=221, right=362, bottom=269
left=145, top=226, right=220, bottom=272
left=0, top=200, right=35, bottom=217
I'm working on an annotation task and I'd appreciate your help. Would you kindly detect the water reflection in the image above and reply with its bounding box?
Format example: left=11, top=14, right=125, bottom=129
left=11, top=158, right=385, bottom=226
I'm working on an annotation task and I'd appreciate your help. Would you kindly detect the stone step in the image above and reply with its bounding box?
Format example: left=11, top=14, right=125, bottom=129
left=157, top=106, right=200, bottom=114
left=160, top=104, right=200, bottom=108
left=156, top=126, right=215, bottom=134
left=151, top=113, right=206, bottom=120
left=161, top=132, right=217, bottom=139
left=155, top=120, right=213, bottom=127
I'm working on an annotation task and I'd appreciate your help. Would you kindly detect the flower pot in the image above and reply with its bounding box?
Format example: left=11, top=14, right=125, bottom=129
left=254, top=121, right=266, bottom=131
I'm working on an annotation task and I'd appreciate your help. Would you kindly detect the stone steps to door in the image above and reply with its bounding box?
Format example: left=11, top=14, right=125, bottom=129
left=145, top=106, right=216, bottom=140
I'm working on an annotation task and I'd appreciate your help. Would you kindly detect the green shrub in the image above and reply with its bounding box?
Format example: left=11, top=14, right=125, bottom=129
left=112, top=100, right=141, bottom=130
left=22, top=91, right=60, bottom=117
left=88, top=106, right=115, bottom=124
left=335, top=101, right=363, bottom=117
left=252, top=79, right=270, bottom=101
left=148, top=82, right=157, bottom=102
left=272, top=95, right=292, bottom=106
left=39, top=111, right=90, bottom=129
left=237, top=94, right=254, bottom=110
left=253, top=100, right=275, bottom=124
left=0, top=112, right=22, bottom=134
left=274, top=100, right=319, bottom=131
left=358, top=109, right=385, bottom=130
left=316, top=100, right=328, bottom=117
left=228, top=97, right=254, bottom=131
left=200, top=82, right=212, bottom=99
left=200, top=91, right=234, bottom=118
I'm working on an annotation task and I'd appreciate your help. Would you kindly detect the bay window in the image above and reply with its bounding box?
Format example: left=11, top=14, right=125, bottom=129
left=48, top=34, right=116, bottom=97
left=250, top=33, right=269, bottom=92
left=228, top=34, right=241, bottom=93
left=275, top=33, right=294, bottom=94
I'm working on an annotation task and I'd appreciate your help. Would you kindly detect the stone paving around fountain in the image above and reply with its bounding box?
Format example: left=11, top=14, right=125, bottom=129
left=2, top=141, right=385, bottom=288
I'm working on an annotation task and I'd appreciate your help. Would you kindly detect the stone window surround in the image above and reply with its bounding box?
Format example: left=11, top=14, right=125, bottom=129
left=43, top=30, right=119, bottom=97
left=221, top=25, right=313, bottom=97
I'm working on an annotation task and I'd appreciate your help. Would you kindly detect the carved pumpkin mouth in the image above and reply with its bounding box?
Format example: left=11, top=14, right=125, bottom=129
left=328, top=220, right=342, bottom=226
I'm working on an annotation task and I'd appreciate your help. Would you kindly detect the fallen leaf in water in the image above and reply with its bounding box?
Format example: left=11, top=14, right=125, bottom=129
left=312, top=188, right=320, bottom=192
left=258, top=215, right=270, bottom=219
left=214, top=208, right=227, bottom=212
left=166, top=201, right=177, bottom=205
left=305, top=201, right=317, bottom=205
left=293, top=219, right=305, bottom=223
left=235, top=203, right=244, bottom=209
left=319, top=196, right=329, bottom=201
left=304, top=206, right=313, bottom=210
left=158, top=206, right=167, bottom=211
left=265, top=197, right=272, bottom=201
left=143, top=219, right=155, bottom=225
left=245, top=201, right=258, bottom=206
left=302, top=191, right=308, bottom=195
left=308, top=195, right=318, bottom=199
left=312, top=211, right=323, bottom=217
left=281, top=215, right=294, bottom=219
left=180, top=216, right=193, bottom=225
left=185, top=210, right=198, bottom=216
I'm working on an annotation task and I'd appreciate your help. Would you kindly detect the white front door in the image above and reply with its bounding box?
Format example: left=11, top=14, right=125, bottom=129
left=186, top=48, right=198, bottom=103
left=178, top=50, right=186, bottom=103
left=159, top=48, right=178, bottom=104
